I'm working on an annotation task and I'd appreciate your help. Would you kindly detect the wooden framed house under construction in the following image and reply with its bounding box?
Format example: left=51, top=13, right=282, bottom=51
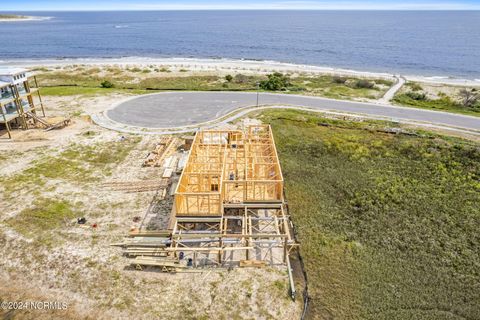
left=0, top=68, right=45, bottom=139
left=169, top=125, right=295, bottom=268
left=116, top=125, right=297, bottom=294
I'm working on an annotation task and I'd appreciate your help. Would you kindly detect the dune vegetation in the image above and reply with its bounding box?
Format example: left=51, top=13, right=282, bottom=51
left=393, top=82, right=480, bottom=116
left=33, top=66, right=392, bottom=100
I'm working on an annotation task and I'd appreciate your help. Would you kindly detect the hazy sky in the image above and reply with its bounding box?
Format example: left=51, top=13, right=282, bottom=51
left=3, top=0, right=480, bottom=11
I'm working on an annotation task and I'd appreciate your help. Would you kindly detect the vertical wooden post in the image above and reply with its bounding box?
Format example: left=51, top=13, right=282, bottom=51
left=219, top=218, right=227, bottom=265
left=5, top=119, right=12, bottom=139
left=11, top=85, right=28, bottom=129
left=24, top=80, right=37, bottom=116
left=34, top=76, right=46, bottom=117
left=0, top=102, right=11, bottom=139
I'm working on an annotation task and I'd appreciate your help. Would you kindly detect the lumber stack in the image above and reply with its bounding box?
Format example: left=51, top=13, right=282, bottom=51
left=143, top=137, right=179, bottom=167
left=128, top=229, right=171, bottom=237
left=130, top=256, right=185, bottom=272
left=112, top=233, right=187, bottom=271
left=111, top=236, right=171, bottom=248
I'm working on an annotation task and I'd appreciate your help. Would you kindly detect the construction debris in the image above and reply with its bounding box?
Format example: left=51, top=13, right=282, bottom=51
left=162, top=155, right=177, bottom=169
left=143, top=137, right=180, bottom=167
left=240, top=260, right=267, bottom=268
left=176, top=152, right=189, bottom=173
left=162, top=168, right=174, bottom=178
left=27, top=112, right=71, bottom=131
left=131, top=256, right=187, bottom=272
left=181, top=135, right=195, bottom=151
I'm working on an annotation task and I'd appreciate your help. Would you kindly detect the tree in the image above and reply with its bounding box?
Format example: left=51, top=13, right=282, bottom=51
left=101, top=80, right=114, bottom=88
left=259, top=72, right=291, bottom=91
left=225, top=74, right=233, bottom=82
left=458, top=88, right=479, bottom=108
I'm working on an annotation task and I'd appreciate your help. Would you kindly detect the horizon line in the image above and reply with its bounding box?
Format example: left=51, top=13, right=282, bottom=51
left=3, top=8, right=480, bottom=12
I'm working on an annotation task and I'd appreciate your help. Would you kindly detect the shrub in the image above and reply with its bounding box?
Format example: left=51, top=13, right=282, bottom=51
left=225, top=74, right=233, bottom=82
left=100, top=80, right=114, bottom=88
left=259, top=72, right=291, bottom=91
left=234, top=74, right=249, bottom=84
left=405, top=91, right=427, bottom=101
left=458, top=88, right=479, bottom=108
left=408, top=83, right=423, bottom=91
left=355, top=79, right=375, bottom=89
left=289, top=86, right=306, bottom=92
left=332, top=76, right=347, bottom=84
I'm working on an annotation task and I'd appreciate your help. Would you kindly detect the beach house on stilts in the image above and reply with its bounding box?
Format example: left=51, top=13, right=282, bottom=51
left=0, top=68, right=46, bottom=139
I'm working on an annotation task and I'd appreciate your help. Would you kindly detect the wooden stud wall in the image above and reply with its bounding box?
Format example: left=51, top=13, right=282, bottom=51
left=175, top=125, right=284, bottom=216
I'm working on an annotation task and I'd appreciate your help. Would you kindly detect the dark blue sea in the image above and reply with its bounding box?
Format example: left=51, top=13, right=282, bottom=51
left=1, top=11, right=479, bottom=79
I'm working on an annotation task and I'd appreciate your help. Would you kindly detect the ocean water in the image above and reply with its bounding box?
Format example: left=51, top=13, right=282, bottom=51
left=1, top=10, right=479, bottom=79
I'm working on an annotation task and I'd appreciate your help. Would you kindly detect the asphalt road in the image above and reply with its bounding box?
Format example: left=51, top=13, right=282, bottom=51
left=107, top=92, right=480, bottom=132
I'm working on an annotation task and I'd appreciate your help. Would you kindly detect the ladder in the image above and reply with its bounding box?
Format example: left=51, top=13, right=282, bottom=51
left=25, top=112, right=70, bottom=131
left=25, top=111, right=52, bottom=128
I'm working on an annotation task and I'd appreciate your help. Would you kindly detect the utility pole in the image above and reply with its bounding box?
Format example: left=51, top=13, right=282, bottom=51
left=256, top=82, right=260, bottom=107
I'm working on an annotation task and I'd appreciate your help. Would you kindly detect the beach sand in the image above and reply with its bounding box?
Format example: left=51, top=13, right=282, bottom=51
left=3, top=57, right=479, bottom=87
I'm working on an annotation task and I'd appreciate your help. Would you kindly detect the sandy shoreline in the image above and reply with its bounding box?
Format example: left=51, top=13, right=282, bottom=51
left=0, top=16, right=51, bottom=22
left=2, top=57, right=479, bottom=86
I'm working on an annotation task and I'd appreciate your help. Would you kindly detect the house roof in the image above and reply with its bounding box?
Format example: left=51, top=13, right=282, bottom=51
left=0, top=67, right=29, bottom=77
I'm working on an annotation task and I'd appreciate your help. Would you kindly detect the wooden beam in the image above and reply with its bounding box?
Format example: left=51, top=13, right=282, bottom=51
left=166, top=246, right=254, bottom=252
left=172, top=233, right=288, bottom=239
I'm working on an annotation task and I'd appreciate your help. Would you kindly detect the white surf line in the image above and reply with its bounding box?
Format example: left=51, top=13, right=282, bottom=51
left=6, top=57, right=480, bottom=86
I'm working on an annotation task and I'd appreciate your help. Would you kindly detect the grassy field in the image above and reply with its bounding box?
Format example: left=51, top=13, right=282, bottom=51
left=33, top=66, right=392, bottom=100
left=259, top=109, right=480, bottom=319
left=393, top=82, right=480, bottom=116
left=1, top=139, right=140, bottom=198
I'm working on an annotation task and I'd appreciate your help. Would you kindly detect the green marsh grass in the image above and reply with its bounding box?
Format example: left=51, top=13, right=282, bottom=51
left=260, top=109, right=480, bottom=319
